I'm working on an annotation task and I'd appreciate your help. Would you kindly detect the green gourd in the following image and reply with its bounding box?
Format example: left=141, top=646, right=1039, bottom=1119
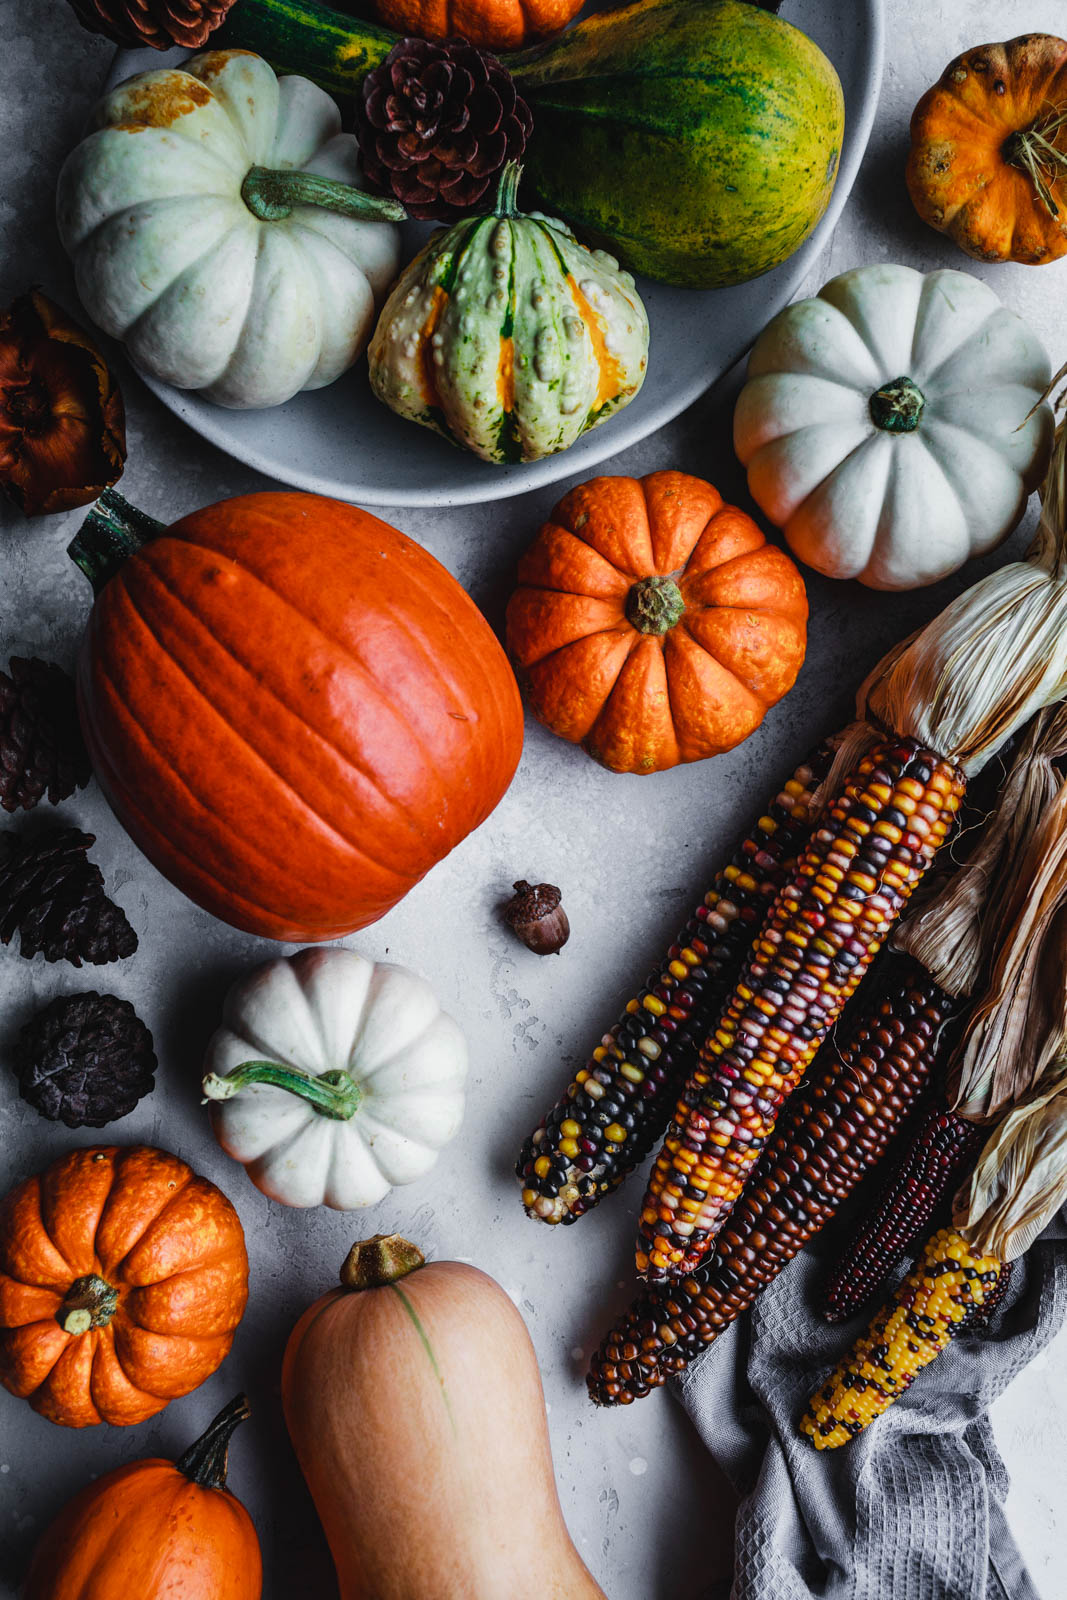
left=215, top=0, right=846, bottom=289
left=367, top=163, right=649, bottom=463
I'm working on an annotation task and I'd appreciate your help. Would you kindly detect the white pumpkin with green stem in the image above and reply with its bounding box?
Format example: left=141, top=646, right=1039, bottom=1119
left=202, top=948, right=468, bottom=1210
left=368, top=161, right=649, bottom=464
left=56, top=50, right=404, bottom=409
left=733, top=264, right=1053, bottom=589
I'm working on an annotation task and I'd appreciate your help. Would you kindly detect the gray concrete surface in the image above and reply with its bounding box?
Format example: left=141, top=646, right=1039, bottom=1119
left=1, top=2, right=1064, bottom=1597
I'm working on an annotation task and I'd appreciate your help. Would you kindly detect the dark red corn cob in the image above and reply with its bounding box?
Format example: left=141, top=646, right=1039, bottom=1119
left=587, top=960, right=959, bottom=1405
left=637, top=739, right=965, bottom=1283
left=820, top=1104, right=986, bottom=1323
left=517, top=743, right=836, bottom=1224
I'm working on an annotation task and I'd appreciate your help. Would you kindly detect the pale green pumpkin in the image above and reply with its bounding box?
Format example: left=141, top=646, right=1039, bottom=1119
left=367, top=164, right=649, bottom=465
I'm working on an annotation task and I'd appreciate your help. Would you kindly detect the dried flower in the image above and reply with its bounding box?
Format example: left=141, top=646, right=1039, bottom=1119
left=357, top=37, right=533, bottom=221
left=0, top=657, right=92, bottom=813
left=64, top=0, right=235, bottom=49
left=14, top=990, right=156, bottom=1128
left=0, top=289, right=125, bottom=517
left=504, top=879, right=569, bottom=955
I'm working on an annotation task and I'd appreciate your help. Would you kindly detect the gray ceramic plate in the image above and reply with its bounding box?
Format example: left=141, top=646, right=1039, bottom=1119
left=106, top=0, right=884, bottom=507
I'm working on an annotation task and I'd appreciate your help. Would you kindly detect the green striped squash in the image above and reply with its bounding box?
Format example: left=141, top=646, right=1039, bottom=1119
left=216, top=0, right=846, bottom=289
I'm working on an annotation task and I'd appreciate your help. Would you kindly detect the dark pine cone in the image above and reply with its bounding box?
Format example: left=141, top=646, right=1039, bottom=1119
left=0, top=657, right=92, bottom=813
left=357, top=37, right=533, bottom=221
left=14, top=990, right=156, bottom=1128
left=0, top=826, right=137, bottom=967
left=64, top=0, right=235, bottom=48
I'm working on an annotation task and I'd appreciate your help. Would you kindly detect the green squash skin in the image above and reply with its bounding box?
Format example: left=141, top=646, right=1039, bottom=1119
left=216, top=0, right=845, bottom=289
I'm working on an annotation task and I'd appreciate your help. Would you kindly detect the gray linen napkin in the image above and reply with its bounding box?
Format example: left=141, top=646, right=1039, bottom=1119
left=674, top=1219, right=1067, bottom=1600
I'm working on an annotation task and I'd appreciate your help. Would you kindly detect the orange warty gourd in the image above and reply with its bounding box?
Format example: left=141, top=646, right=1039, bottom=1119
left=0, top=1146, right=248, bottom=1428
left=370, top=0, right=583, bottom=52
left=69, top=489, right=524, bottom=942
left=283, top=1235, right=608, bottom=1600
left=907, top=33, right=1067, bottom=264
left=505, top=470, right=808, bottom=774
left=23, top=1394, right=262, bottom=1599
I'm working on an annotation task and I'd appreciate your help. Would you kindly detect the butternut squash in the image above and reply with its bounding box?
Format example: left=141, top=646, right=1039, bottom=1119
left=282, top=1235, right=608, bottom=1600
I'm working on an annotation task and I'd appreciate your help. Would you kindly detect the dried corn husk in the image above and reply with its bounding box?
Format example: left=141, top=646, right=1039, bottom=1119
left=955, top=1074, right=1067, bottom=1261
left=857, top=414, right=1067, bottom=777
left=897, top=702, right=1067, bottom=996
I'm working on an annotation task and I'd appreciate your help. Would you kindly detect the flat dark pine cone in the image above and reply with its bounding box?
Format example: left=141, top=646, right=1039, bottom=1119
left=0, top=657, right=92, bottom=812
left=0, top=826, right=137, bottom=966
left=14, top=989, right=156, bottom=1128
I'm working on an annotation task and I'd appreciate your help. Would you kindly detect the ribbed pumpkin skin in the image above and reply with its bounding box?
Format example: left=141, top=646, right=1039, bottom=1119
left=0, top=1147, right=248, bottom=1428
left=77, top=492, right=523, bottom=941
left=907, top=34, right=1067, bottom=264
left=506, top=471, right=808, bottom=773
left=283, top=1260, right=607, bottom=1600
left=23, top=1459, right=262, bottom=1600
left=372, top=0, right=582, bottom=52
left=514, top=0, right=845, bottom=287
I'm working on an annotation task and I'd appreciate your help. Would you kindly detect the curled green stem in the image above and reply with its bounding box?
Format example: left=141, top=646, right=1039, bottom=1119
left=241, top=165, right=405, bottom=223
left=202, top=1060, right=362, bottom=1120
left=176, top=1394, right=251, bottom=1489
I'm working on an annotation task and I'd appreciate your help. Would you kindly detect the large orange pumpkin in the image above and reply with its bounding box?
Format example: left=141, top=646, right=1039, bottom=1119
left=69, top=489, right=524, bottom=941
left=0, top=1146, right=248, bottom=1428
left=370, top=0, right=583, bottom=52
left=907, top=33, right=1067, bottom=264
left=505, top=471, right=808, bottom=774
left=23, top=1394, right=262, bottom=1598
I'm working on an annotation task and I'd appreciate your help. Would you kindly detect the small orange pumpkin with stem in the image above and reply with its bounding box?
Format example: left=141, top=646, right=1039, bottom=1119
left=505, top=470, right=808, bottom=774
left=0, top=1146, right=249, bottom=1428
left=370, top=0, right=583, bottom=52
left=23, top=1394, right=262, bottom=1599
left=907, top=33, right=1067, bottom=264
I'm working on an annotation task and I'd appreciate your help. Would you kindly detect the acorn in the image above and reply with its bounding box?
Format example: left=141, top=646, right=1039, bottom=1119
left=503, top=880, right=569, bottom=955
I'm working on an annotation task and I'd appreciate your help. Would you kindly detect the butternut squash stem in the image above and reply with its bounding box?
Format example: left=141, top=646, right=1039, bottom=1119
left=240, top=166, right=406, bottom=224
left=176, top=1394, right=251, bottom=1489
left=56, top=1273, right=119, bottom=1335
left=68, top=488, right=164, bottom=594
left=201, top=1060, right=363, bottom=1120
left=340, top=1234, right=425, bottom=1290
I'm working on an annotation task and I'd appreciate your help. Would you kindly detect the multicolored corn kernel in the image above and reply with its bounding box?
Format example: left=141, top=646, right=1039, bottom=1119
left=800, top=1227, right=1002, bottom=1450
left=587, top=961, right=956, bottom=1406
left=517, top=744, right=835, bottom=1225
left=636, top=739, right=965, bottom=1282
left=821, top=1104, right=985, bottom=1323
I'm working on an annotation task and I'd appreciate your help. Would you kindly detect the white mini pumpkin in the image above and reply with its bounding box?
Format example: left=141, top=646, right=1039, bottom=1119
left=56, top=50, right=403, bottom=409
left=733, top=264, right=1053, bottom=589
left=202, top=947, right=468, bottom=1210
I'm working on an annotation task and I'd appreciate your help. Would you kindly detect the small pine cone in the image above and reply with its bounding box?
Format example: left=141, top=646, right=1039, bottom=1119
left=63, top=0, right=235, bottom=48
left=357, top=37, right=533, bottom=221
left=0, top=657, right=92, bottom=813
left=14, top=991, right=156, bottom=1128
left=0, top=827, right=137, bottom=967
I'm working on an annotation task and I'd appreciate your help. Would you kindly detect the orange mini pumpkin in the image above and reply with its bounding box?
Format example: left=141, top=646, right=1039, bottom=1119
left=505, top=470, right=808, bottom=774
left=23, top=1394, right=262, bottom=1599
left=907, top=33, right=1067, bottom=264
left=0, top=1146, right=249, bottom=1428
left=371, top=0, right=582, bottom=52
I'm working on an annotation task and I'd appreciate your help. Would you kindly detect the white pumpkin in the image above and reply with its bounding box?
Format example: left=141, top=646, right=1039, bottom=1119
left=733, top=264, right=1053, bottom=590
left=56, top=50, right=403, bottom=409
left=202, top=948, right=468, bottom=1210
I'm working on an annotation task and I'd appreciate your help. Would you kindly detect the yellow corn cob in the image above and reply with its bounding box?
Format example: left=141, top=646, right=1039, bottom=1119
left=800, top=1227, right=1003, bottom=1450
left=637, top=738, right=964, bottom=1281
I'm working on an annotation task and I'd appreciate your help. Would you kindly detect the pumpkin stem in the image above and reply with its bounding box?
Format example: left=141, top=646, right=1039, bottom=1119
left=57, top=1273, right=119, bottom=1335
left=202, top=1060, right=363, bottom=1120
left=340, top=1234, right=426, bottom=1290
left=625, top=575, right=685, bottom=635
left=1004, top=108, right=1067, bottom=218
left=68, top=488, right=165, bottom=594
left=176, top=1394, right=251, bottom=1489
left=494, top=160, right=524, bottom=219
left=869, top=376, right=925, bottom=434
left=241, top=165, right=406, bottom=224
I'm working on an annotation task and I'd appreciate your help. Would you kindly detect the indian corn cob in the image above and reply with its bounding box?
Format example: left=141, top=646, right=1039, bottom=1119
left=517, top=743, right=835, bottom=1224
left=636, top=739, right=964, bottom=1281
left=800, top=1227, right=1003, bottom=1450
left=820, top=1104, right=985, bottom=1323
left=587, top=959, right=958, bottom=1405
